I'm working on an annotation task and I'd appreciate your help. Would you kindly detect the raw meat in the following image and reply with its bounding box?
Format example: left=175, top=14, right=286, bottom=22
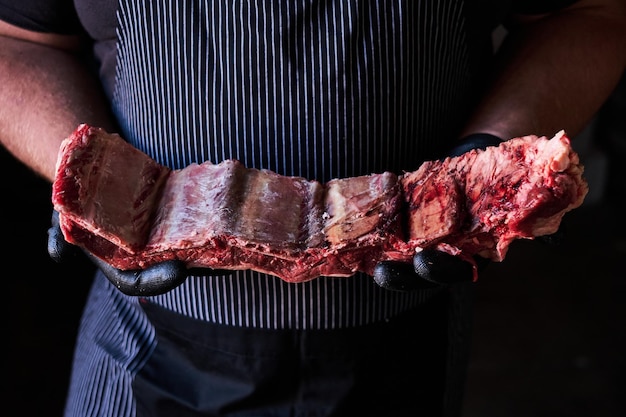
left=52, top=124, right=588, bottom=282
left=402, top=130, right=588, bottom=265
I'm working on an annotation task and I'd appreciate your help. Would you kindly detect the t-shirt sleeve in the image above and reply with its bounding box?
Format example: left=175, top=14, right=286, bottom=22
left=0, top=0, right=83, bottom=35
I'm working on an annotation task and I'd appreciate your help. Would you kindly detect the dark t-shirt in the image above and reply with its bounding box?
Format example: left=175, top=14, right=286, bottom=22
left=0, top=0, right=579, bottom=34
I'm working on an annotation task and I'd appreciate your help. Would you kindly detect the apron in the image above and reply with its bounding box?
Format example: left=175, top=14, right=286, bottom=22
left=134, top=291, right=452, bottom=416
left=65, top=0, right=484, bottom=415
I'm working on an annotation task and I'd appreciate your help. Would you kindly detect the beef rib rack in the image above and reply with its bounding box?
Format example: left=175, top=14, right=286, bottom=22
left=52, top=124, right=588, bottom=282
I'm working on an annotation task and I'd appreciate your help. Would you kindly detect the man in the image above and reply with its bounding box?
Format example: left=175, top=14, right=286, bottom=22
left=1, top=1, right=625, bottom=416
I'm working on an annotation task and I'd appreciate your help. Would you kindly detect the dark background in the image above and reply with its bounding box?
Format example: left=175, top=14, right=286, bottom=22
left=2, top=76, right=624, bottom=416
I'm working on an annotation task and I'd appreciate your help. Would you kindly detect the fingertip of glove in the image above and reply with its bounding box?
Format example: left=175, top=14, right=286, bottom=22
left=373, top=261, right=438, bottom=292
left=47, top=225, right=71, bottom=262
left=413, top=249, right=474, bottom=285
left=134, top=260, right=188, bottom=296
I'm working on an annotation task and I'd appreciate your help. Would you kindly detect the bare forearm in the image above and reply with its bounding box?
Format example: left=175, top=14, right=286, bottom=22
left=462, top=0, right=626, bottom=141
left=0, top=31, right=114, bottom=182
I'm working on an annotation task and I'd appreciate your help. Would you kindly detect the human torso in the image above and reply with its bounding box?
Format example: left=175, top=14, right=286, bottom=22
left=75, top=0, right=493, bottom=329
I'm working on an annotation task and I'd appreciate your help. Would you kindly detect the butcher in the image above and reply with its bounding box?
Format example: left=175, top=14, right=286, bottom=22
left=1, top=0, right=624, bottom=416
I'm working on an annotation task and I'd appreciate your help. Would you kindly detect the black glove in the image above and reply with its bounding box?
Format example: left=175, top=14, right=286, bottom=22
left=373, top=133, right=502, bottom=291
left=48, top=210, right=188, bottom=296
left=445, top=132, right=503, bottom=158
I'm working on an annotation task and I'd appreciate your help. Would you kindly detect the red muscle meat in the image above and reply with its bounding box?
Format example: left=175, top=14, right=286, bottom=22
left=401, top=131, right=588, bottom=265
left=52, top=124, right=588, bottom=282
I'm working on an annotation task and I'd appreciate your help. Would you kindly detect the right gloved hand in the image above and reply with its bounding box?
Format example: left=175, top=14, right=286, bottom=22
left=373, top=251, right=491, bottom=291
left=47, top=210, right=188, bottom=296
left=373, top=133, right=502, bottom=292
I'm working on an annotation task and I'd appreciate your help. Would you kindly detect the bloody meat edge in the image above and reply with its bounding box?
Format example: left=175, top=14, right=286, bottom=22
left=52, top=124, right=588, bottom=283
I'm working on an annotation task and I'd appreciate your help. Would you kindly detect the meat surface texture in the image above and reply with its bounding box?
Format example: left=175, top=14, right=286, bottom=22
left=52, top=124, right=588, bottom=282
left=402, top=131, right=588, bottom=264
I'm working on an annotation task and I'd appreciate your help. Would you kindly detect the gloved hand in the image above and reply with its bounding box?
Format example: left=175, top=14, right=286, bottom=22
left=47, top=210, right=188, bottom=296
left=373, top=133, right=502, bottom=291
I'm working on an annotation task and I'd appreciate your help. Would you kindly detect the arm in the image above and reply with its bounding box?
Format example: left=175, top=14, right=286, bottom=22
left=0, top=19, right=115, bottom=182
left=0, top=20, right=188, bottom=296
left=461, top=0, right=626, bottom=140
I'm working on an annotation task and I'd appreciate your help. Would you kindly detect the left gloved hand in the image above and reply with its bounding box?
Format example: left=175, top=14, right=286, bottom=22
left=48, top=210, right=188, bottom=296
left=373, top=133, right=502, bottom=291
